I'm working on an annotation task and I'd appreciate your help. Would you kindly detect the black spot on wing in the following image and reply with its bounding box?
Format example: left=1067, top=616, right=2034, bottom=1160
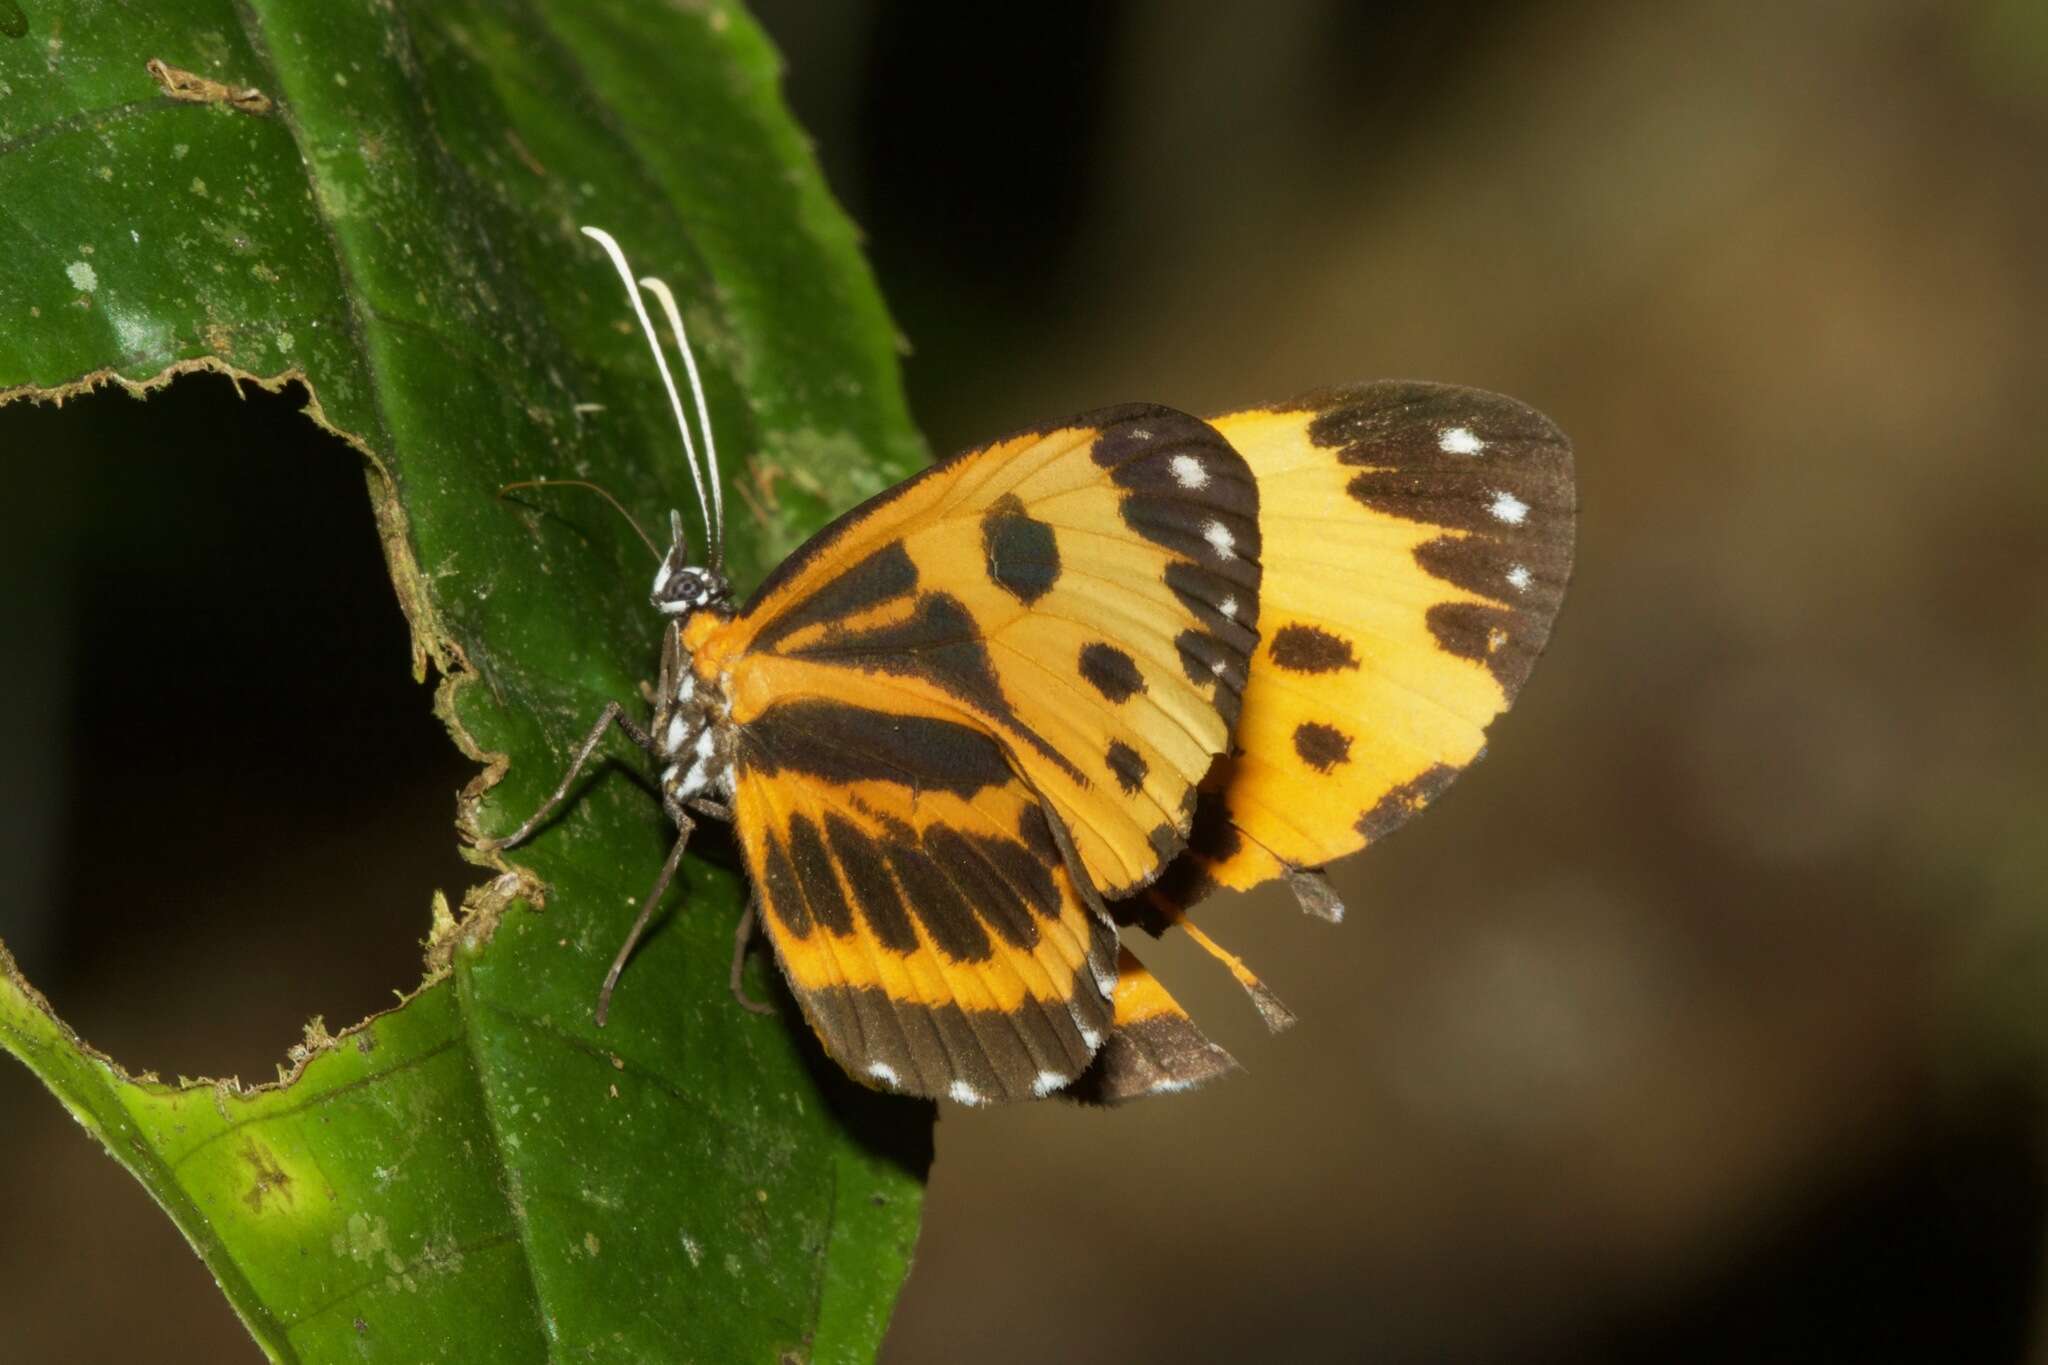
left=1426, top=600, right=1534, bottom=690
left=744, top=699, right=1014, bottom=798
left=1175, top=628, right=1245, bottom=730
left=970, top=826, right=1062, bottom=923
left=1412, top=533, right=1570, bottom=700
left=783, top=591, right=1088, bottom=786
left=1174, top=628, right=1241, bottom=690
left=750, top=541, right=918, bottom=655
left=924, top=825, right=1043, bottom=950
left=1105, top=740, right=1148, bottom=795
left=1018, top=804, right=1060, bottom=866
left=1356, top=763, right=1461, bottom=843
left=757, top=826, right=810, bottom=939
left=739, top=404, right=1088, bottom=619
left=1078, top=642, right=1145, bottom=703
left=981, top=492, right=1060, bottom=605
left=822, top=813, right=919, bottom=953
left=1268, top=623, right=1359, bottom=674
left=1293, top=721, right=1353, bottom=773
left=884, top=838, right=995, bottom=963
left=785, top=813, right=855, bottom=936
left=1120, top=498, right=1260, bottom=593
left=1413, top=531, right=1570, bottom=611
left=1164, top=559, right=1259, bottom=649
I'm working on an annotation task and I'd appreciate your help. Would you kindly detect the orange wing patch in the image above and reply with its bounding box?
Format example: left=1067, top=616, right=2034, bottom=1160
left=704, top=404, right=1262, bottom=902
left=1136, top=383, right=1575, bottom=919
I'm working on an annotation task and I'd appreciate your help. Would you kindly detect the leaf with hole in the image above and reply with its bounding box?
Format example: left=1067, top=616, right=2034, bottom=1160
left=0, top=2, right=933, bottom=1360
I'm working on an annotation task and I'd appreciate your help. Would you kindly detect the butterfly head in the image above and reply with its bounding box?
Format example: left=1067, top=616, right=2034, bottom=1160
left=651, top=508, right=731, bottom=618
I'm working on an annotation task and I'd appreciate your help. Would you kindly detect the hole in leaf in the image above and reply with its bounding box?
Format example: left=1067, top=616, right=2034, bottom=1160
left=0, top=371, right=475, bottom=1080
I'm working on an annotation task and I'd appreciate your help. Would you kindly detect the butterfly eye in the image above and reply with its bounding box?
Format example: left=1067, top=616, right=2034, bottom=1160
left=650, top=508, right=727, bottom=614
left=651, top=559, right=728, bottom=617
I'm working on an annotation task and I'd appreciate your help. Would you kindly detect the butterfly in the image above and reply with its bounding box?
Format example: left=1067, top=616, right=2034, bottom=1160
left=482, top=228, right=1575, bottom=1106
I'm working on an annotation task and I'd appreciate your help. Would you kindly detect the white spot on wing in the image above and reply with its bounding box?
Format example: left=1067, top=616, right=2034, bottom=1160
left=1031, top=1070, right=1067, bottom=1098
left=866, top=1062, right=899, bottom=1088
left=1169, top=453, right=1209, bottom=489
left=1439, top=426, right=1485, bottom=455
left=1202, top=520, right=1236, bottom=560
left=1506, top=563, right=1533, bottom=593
left=1219, top=595, right=1238, bottom=620
left=947, top=1080, right=984, bottom=1106
left=1488, top=490, right=1530, bottom=526
left=1079, top=1026, right=1102, bottom=1051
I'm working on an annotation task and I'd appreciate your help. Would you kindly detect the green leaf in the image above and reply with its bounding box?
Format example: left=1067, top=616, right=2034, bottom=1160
left=0, top=2, right=932, bottom=1361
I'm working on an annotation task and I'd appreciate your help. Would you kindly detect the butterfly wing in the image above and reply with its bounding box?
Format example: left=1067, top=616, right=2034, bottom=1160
left=711, top=404, right=1262, bottom=901
left=1140, top=382, right=1575, bottom=913
left=729, top=698, right=1119, bottom=1104
left=703, top=403, right=1263, bottom=1101
left=1064, top=946, right=1237, bottom=1103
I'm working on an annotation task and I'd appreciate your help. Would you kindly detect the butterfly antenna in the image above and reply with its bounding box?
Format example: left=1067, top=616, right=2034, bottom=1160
left=579, top=226, right=717, bottom=562
left=636, top=274, right=725, bottom=573
left=496, top=478, right=662, bottom=562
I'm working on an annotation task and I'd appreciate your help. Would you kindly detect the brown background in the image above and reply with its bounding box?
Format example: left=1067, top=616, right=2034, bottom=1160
left=4, top=2, right=2047, bottom=1361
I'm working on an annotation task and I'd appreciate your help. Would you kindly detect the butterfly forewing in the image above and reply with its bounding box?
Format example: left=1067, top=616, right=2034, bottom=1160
left=1140, top=382, right=1576, bottom=912
left=691, top=404, right=1268, bottom=1101
left=712, top=404, right=1262, bottom=902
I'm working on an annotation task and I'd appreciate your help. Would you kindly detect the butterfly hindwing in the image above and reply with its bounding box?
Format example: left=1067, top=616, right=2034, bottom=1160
left=1063, top=946, right=1237, bottom=1104
left=710, top=404, right=1262, bottom=903
left=731, top=700, right=1118, bottom=1104
left=1140, top=382, right=1576, bottom=914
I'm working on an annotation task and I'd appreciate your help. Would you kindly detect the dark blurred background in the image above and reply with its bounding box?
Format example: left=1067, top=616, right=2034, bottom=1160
left=5, top=2, right=2047, bottom=1360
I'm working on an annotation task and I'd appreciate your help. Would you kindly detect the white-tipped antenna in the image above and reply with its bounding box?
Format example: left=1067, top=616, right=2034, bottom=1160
left=579, top=226, right=719, bottom=569
left=636, top=275, right=724, bottom=572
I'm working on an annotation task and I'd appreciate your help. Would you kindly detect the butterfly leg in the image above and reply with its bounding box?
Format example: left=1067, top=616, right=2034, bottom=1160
left=483, top=702, right=656, bottom=850
left=594, top=810, right=693, bottom=1028
left=728, top=900, right=776, bottom=1016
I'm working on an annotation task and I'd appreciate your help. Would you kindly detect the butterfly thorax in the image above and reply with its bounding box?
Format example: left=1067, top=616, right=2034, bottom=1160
left=653, top=609, right=737, bottom=805
left=650, top=547, right=737, bottom=806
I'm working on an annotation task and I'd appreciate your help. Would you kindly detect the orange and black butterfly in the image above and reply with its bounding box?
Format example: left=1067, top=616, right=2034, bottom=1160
left=484, top=229, right=1575, bottom=1106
